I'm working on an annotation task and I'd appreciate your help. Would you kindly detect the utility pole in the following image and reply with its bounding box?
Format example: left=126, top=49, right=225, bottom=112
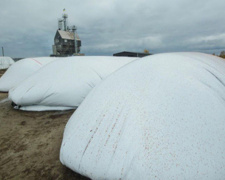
left=2, top=47, right=4, bottom=56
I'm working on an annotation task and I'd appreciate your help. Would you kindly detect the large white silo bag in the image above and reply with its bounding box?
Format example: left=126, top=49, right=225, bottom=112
left=0, top=57, right=57, bottom=92
left=0, top=56, right=15, bottom=69
left=60, top=52, right=225, bottom=180
left=9, top=56, right=137, bottom=111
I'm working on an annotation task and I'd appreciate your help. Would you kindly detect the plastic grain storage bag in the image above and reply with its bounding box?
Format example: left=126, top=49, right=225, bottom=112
left=0, top=56, right=15, bottom=70
left=9, top=56, right=137, bottom=111
left=0, top=57, right=56, bottom=92
left=60, top=52, right=225, bottom=180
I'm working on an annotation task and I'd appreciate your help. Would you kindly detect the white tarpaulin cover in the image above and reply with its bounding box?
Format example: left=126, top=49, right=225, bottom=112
left=9, top=56, right=136, bottom=111
left=0, top=56, right=14, bottom=69
left=60, top=52, right=225, bottom=180
left=0, top=57, right=56, bottom=92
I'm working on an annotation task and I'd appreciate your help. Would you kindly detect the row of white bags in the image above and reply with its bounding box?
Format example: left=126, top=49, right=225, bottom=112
left=1, top=52, right=225, bottom=179
left=0, top=56, right=136, bottom=110
left=60, top=52, right=225, bottom=179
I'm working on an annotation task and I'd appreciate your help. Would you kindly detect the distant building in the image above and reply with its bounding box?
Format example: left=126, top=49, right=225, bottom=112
left=51, top=12, right=82, bottom=57
left=113, top=51, right=151, bottom=57
left=52, top=30, right=81, bottom=56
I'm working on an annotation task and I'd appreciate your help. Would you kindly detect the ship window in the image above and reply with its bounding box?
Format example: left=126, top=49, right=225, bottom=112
left=64, top=40, right=67, bottom=42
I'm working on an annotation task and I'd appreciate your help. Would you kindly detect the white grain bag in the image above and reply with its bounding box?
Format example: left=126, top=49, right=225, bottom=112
left=9, top=56, right=137, bottom=111
left=60, top=52, right=225, bottom=180
left=0, top=57, right=57, bottom=92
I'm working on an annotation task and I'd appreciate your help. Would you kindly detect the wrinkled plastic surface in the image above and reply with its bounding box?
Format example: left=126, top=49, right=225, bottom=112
left=0, top=56, right=14, bottom=69
left=60, top=53, right=225, bottom=180
left=0, top=57, right=56, bottom=92
left=9, top=56, right=136, bottom=111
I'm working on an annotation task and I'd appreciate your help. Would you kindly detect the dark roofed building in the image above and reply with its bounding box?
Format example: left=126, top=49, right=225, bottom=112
left=52, top=30, right=81, bottom=57
left=51, top=12, right=83, bottom=57
left=113, top=51, right=151, bottom=57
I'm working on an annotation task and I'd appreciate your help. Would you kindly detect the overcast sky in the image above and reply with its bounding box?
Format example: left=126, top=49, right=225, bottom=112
left=0, top=0, right=225, bottom=58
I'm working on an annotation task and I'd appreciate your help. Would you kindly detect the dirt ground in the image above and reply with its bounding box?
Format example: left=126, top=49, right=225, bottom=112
left=0, top=69, right=89, bottom=180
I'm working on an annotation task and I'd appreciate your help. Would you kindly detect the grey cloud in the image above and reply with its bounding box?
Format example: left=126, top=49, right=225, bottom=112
left=0, top=0, right=225, bottom=57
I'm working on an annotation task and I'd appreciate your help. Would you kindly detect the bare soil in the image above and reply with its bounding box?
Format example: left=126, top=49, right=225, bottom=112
left=0, top=70, right=89, bottom=180
left=0, top=69, right=7, bottom=77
